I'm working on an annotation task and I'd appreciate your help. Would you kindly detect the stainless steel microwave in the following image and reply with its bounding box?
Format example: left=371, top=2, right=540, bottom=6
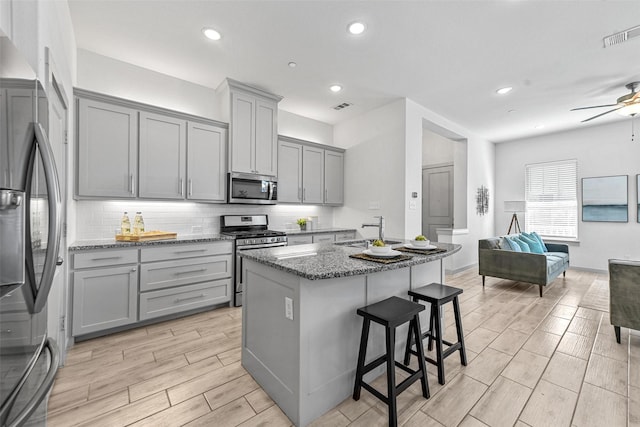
left=228, top=172, right=277, bottom=204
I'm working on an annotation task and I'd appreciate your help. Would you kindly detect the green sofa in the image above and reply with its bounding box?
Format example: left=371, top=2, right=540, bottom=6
left=478, top=236, right=569, bottom=297
left=608, top=259, right=640, bottom=343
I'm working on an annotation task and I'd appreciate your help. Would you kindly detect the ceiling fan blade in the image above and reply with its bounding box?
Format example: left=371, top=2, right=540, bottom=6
left=570, top=104, right=619, bottom=111
left=581, top=106, right=623, bottom=122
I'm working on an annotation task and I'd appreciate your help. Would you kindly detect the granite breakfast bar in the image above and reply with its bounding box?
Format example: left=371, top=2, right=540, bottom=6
left=239, top=241, right=461, bottom=426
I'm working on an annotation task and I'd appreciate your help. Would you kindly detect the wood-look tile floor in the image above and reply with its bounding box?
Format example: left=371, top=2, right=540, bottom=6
left=48, top=268, right=640, bottom=426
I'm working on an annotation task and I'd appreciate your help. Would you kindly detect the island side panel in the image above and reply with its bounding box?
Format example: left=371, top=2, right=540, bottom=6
left=242, top=260, right=301, bottom=424
left=298, top=275, right=367, bottom=426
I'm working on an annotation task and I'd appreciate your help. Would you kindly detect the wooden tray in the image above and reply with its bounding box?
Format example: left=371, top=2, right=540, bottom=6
left=349, top=252, right=412, bottom=264
left=395, top=247, right=447, bottom=255
left=115, top=231, right=177, bottom=242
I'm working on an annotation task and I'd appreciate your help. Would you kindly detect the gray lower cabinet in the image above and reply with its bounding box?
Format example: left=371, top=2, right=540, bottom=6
left=312, top=234, right=334, bottom=243
left=139, top=242, right=233, bottom=321
left=72, top=264, right=138, bottom=336
left=71, top=241, right=233, bottom=338
left=287, top=235, right=313, bottom=246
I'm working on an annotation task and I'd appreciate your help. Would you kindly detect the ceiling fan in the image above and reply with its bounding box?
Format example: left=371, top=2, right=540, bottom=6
left=571, top=81, right=640, bottom=122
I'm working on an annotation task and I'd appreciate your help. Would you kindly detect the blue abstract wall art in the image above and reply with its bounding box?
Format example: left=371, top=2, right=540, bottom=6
left=582, top=175, right=628, bottom=222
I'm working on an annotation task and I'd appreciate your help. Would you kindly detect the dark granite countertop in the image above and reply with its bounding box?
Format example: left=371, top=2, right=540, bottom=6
left=239, top=240, right=461, bottom=280
left=69, top=234, right=234, bottom=251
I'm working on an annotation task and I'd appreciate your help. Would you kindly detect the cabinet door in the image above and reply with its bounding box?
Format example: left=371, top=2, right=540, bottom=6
left=302, top=146, right=324, bottom=204
left=277, top=140, right=303, bottom=202
left=72, top=265, right=138, bottom=336
left=312, top=234, right=335, bottom=243
left=324, top=150, right=344, bottom=205
left=77, top=99, right=138, bottom=198
left=254, top=99, right=278, bottom=176
left=230, top=92, right=255, bottom=174
left=287, top=235, right=313, bottom=246
left=139, top=112, right=186, bottom=199
left=187, top=122, right=227, bottom=201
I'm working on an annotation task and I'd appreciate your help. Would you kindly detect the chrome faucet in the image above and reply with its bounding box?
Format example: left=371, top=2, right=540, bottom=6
left=362, top=216, right=385, bottom=242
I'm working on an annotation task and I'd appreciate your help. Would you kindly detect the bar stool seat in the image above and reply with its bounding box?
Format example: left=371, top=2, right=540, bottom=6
left=353, top=296, right=430, bottom=427
left=404, top=283, right=467, bottom=385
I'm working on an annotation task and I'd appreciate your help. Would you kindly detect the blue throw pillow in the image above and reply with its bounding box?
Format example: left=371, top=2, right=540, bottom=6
left=505, top=236, right=522, bottom=252
left=511, top=236, right=530, bottom=252
left=531, top=231, right=548, bottom=252
left=520, top=234, right=544, bottom=254
left=501, top=237, right=514, bottom=251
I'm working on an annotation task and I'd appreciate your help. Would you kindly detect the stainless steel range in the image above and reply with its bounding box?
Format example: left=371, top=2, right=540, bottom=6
left=221, top=215, right=287, bottom=306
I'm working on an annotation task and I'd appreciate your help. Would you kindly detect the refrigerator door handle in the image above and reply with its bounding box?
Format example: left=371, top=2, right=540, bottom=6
left=31, top=122, right=62, bottom=314
left=6, top=338, right=60, bottom=427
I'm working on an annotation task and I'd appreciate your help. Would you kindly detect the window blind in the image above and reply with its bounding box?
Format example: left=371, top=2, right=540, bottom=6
left=525, top=159, right=578, bottom=239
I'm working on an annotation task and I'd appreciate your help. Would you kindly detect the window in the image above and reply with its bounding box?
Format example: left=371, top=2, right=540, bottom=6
left=525, top=159, right=578, bottom=239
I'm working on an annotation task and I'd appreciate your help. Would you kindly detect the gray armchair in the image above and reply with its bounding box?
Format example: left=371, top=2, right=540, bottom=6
left=608, top=259, right=640, bottom=343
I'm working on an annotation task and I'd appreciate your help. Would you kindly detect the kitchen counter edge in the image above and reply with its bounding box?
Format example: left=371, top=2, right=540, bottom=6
left=240, top=242, right=461, bottom=280
left=69, top=234, right=234, bottom=251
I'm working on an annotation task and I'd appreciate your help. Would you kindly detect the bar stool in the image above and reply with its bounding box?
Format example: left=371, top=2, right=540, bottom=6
left=403, top=283, right=467, bottom=385
left=353, top=296, right=430, bottom=427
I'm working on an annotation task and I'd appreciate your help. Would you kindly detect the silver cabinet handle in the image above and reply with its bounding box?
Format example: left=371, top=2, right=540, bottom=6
left=131, top=175, right=135, bottom=194
left=303, top=188, right=306, bottom=201
left=92, top=256, right=121, bottom=261
left=325, top=188, right=328, bottom=202
left=175, top=268, right=208, bottom=275
left=188, top=179, right=193, bottom=196
left=131, top=268, right=137, bottom=272
left=175, top=293, right=206, bottom=303
left=298, top=187, right=302, bottom=201
left=176, top=249, right=207, bottom=254
left=179, top=178, right=184, bottom=196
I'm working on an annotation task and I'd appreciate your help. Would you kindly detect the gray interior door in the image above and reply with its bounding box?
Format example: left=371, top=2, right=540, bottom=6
left=422, top=165, right=453, bottom=242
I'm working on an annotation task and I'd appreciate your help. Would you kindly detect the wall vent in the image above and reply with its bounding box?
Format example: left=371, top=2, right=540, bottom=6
left=603, top=25, right=640, bottom=47
left=333, top=102, right=353, bottom=110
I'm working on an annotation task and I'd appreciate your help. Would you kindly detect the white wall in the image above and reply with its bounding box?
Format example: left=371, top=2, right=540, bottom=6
left=406, top=99, right=494, bottom=271
left=423, top=128, right=454, bottom=166
left=279, top=110, right=334, bottom=146
left=333, top=99, right=408, bottom=239
left=495, top=119, right=640, bottom=271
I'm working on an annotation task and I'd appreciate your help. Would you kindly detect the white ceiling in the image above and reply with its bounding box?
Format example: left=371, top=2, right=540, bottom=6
left=67, top=0, right=640, bottom=142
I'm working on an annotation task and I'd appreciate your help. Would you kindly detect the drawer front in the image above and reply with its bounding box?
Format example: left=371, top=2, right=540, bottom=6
left=140, top=242, right=232, bottom=263
left=73, top=249, right=138, bottom=269
left=312, top=233, right=335, bottom=243
left=140, top=255, right=232, bottom=292
left=335, top=231, right=356, bottom=242
left=287, top=235, right=313, bottom=246
left=139, top=279, right=231, bottom=320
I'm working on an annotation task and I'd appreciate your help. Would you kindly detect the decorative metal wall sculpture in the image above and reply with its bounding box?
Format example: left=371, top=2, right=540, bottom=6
left=476, top=185, right=489, bottom=215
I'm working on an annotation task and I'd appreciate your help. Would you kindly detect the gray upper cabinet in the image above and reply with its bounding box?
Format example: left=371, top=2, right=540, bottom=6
left=277, top=135, right=345, bottom=205
left=277, top=139, right=303, bottom=203
left=75, top=89, right=228, bottom=202
left=139, top=111, right=186, bottom=199
left=77, top=98, right=138, bottom=198
left=302, top=145, right=324, bottom=204
left=187, top=122, right=227, bottom=201
left=218, top=78, right=282, bottom=177
left=324, top=150, right=344, bottom=205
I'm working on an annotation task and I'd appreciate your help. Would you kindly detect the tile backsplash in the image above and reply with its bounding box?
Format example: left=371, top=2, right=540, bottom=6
left=74, top=200, right=338, bottom=240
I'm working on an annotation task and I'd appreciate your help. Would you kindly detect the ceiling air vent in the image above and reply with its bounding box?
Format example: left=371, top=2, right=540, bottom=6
left=603, top=25, right=640, bottom=47
left=333, top=102, right=353, bottom=110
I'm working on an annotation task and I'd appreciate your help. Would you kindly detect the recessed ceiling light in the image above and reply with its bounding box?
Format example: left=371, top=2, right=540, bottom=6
left=496, top=87, right=513, bottom=95
left=534, top=124, right=545, bottom=129
left=347, top=21, right=366, bottom=35
left=288, top=62, right=297, bottom=68
left=330, top=85, right=343, bottom=93
left=202, top=28, right=222, bottom=41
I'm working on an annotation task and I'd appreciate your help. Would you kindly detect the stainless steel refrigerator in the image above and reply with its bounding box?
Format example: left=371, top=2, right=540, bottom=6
left=0, top=35, right=62, bottom=426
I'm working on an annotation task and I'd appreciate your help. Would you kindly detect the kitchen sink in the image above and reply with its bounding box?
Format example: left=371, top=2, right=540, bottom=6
left=340, top=239, right=403, bottom=248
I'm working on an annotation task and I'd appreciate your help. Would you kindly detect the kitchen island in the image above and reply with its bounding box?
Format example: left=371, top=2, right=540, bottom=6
left=239, top=241, right=461, bottom=426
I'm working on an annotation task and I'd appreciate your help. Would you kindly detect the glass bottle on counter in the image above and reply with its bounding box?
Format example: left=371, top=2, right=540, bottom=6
left=120, top=212, right=131, bottom=235
left=133, top=212, right=145, bottom=235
